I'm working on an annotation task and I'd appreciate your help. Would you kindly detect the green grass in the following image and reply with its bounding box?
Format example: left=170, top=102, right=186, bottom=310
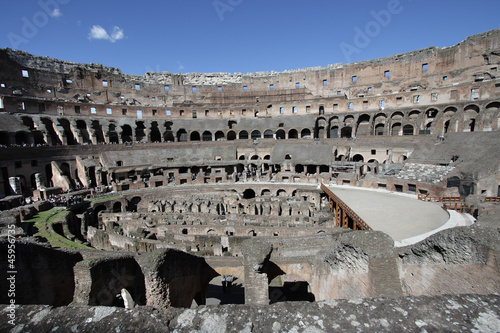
left=88, top=194, right=122, bottom=204
left=26, top=207, right=94, bottom=250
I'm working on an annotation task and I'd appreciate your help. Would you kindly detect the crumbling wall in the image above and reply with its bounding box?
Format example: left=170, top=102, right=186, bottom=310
left=139, top=248, right=218, bottom=308
left=398, top=225, right=500, bottom=296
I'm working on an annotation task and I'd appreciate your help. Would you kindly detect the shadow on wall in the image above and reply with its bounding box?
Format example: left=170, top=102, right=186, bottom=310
left=0, top=240, right=218, bottom=309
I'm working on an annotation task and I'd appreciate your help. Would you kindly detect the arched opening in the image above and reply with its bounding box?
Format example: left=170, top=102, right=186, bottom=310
left=374, top=124, right=385, bottom=135
left=277, top=189, right=287, bottom=197
left=352, top=154, right=364, bottom=162
left=227, top=130, right=236, bottom=141
left=239, top=130, right=249, bottom=140
left=276, top=129, right=286, bottom=140
left=251, top=130, right=261, bottom=140
left=215, top=131, right=225, bottom=141
left=113, top=202, right=122, bottom=213
left=135, top=122, right=146, bottom=142
left=409, top=110, right=420, bottom=121
left=57, top=118, right=76, bottom=145
left=464, top=104, right=480, bottom=132
left=301, top=128, right=311, bottom=139
left=251, top=155, right=260, bottom=160
left=402, top=124, right=414, bottom=135
left=340, top=127, right=352, bottom=138
left=391, top=123, right=401, bottom=136
left=356, top=114, right=371, bottom=136
left=319, top=165, right=329, bottom=173
left=263, top=129, right=273, bottom=139
left=190, top=131, right=201, bottom=141
left=150, top=122, right=162, bottom=142
left=202, top=131, right=212, bottom=141
left=121, top=125, right=133, bottom=143
left=261, top=189, right=271, bottom=196
left=41, top=118, right=62, bottom=145
left=177, top=129, right=188, bottom=142
left=288, top=129, right=298, bottom=139
left=127, top=197, right=142, bottom=212
left=76, top=120, right=91, bottom=144
left=14, top=132, right=29, bottom=146
left=91, top=120, right=105, bottom=143
left=295, top=164, right=304, bottom=173
left=243, top=189, right=256, bottom=199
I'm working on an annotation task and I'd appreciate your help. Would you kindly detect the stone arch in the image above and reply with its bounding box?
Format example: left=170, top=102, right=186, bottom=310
left=150, top=121, right=162, bottom=142
left=403, top=124, right=414, bottom=135
left=177, top=129, right=188, bottom=142
left=57, top=118, right=76, bottom=145
left=352, top=154, right=364, bottom=162
left=190, top=131, right=201, bottom=141
left=391, top=122, right=402, bottom=136
left=76, top=120, right=92, bottom=144
left=243, top=189, right=256, bottom=199
left=315, top=117, right=327, bottom=139
left=301, top=128, right=311, bottom=138
left=356, top=114, right=371, bottom=136
left=135, top=121, right=146, bottom=142
left=276, top=129, right=286, bottom=140
left=227, top=130, right=236, bottom=141
left=251, top=130, right=262, bottom=140
left=264, top=129, right=274, bottom=139
left=340, top=126, right=352, bottom=138
left=239, top=130, right=249, bottom=140
left=288, top=129, right=298, bottom=139
left=121, top=124, right=133, bottom=143
left=14, top=131, right=29, bottom=145
left=215, top=131, right=225, bottom=141
left=202, top=131, right=212, bottom=141
left=464, top=104, right=480, bottom=132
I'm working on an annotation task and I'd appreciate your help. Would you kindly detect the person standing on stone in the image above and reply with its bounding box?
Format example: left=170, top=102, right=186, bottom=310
left=222, top=275, right=227, bottom=293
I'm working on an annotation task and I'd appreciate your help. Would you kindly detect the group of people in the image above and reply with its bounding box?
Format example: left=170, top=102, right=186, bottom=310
left=221, top=274, right=234, bottom=293
left=46, top=194, right=86, bottom=207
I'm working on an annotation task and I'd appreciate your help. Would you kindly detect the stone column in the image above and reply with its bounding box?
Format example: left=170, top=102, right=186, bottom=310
left=35, top=173, right=46, bottom=190
left=241, top=239, right=273, bottom=305
left=9, top=177, right=22, bottom=195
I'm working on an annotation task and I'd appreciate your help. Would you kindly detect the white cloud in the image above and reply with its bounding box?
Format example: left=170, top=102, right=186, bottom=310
left=50, top=8, right=62, bottom=18
left=88, top=25, right=125, bottom=43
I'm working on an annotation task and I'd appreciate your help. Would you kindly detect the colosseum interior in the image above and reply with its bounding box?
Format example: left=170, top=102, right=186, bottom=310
left=1, top=29, right=500, bottom=331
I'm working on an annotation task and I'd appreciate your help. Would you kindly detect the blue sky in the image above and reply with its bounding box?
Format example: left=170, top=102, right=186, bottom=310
left=1, top=0, right=499, bottom=75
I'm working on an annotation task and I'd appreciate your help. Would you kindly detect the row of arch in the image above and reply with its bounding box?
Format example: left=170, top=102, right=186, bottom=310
left=2, top=101, right=498, bottom=146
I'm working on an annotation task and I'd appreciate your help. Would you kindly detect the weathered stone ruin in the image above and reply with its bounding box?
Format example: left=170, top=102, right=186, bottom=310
left=0, top=29, right=500, bottom=331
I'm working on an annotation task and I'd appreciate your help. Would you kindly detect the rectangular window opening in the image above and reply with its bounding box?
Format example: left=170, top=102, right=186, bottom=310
left=152, top=109, right=157, bottom=116
left=103, top=81, right=108, bottom=87
left=91, top=107, right=97, bottom=114
left=192, top=110, right=197, bottom=118
left=296, top=82, right=300, bottom=88
left=443, top=76, right=448, bottom=81
left=243, top=86, right=248, bottom=92
left=292, top=106, right=297, bottom=113
left=352, top=76, right=357, bottom=83
left=280, top=107, right=284, bottom=114
left=348, top=102, right=353, bottom=109
left=384, top=70, right=390, bottom=78
left=122, top=109, right=127, bottom=115
left=164, top=85, right=169, bottom=91
left=135, top=84, right=141, bottom=90
left=192, top=86, right=197, bottom=92
left=74, top=106, right=80, bottom=114
left=137, top=110, right=143, bottom=119
left=218, top=86, right=222, bottom=92
left=422, top=63, right=428, bottom=71
left=269, top=84, right=274, bottom=90
left=323, top=80, right=328, bottom=86
left=106, top=108, right=112, bottom=115
left=166, top=110, right=171, bottom=116
left=22, top=70, right=29, bottom=78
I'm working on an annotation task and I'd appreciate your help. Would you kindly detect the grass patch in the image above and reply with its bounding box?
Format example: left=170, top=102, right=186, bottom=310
left=88, top=194, right=122, bottom=204
left=28, top=207, right=94, bottom=250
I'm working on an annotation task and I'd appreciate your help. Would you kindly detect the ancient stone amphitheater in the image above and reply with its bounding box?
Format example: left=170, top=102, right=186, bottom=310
left=1, top=29, right=499, bottom=332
